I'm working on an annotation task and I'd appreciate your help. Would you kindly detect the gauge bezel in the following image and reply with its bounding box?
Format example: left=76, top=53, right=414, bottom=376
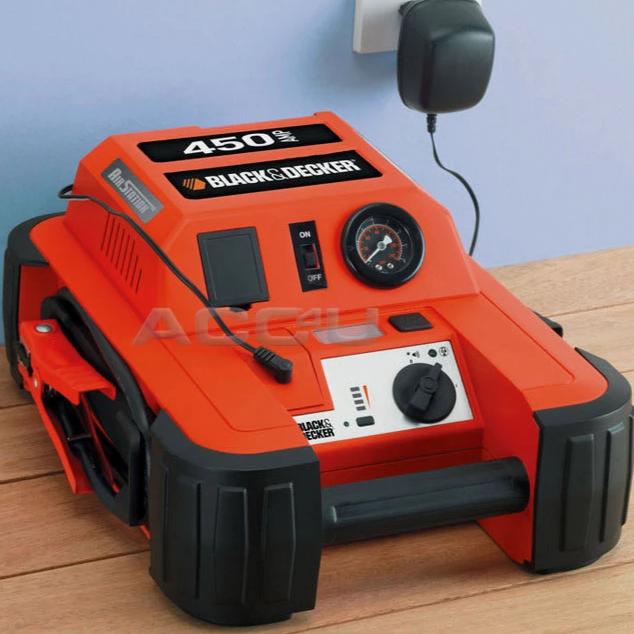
left=341, top=203, right=425, bottom=288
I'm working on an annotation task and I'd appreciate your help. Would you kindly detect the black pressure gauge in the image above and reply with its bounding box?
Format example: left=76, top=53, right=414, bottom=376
left=342, top=203, right=424, bottom=287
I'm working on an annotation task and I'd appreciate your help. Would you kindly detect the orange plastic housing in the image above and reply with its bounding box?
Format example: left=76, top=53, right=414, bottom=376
left=27, top=112, right=608, bottom=567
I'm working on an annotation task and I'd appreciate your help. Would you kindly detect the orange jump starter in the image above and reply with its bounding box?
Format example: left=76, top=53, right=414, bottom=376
left=3, top=112, right=632, bottom=625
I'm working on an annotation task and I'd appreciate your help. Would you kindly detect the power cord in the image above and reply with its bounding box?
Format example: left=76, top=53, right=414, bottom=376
left=58, top=185, right=293, bottom=383
left=426, top=114, right=480, bottom=256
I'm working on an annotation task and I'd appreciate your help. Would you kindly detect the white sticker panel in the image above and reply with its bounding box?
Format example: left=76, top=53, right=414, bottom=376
left=294, top=341, right=472, bottom=444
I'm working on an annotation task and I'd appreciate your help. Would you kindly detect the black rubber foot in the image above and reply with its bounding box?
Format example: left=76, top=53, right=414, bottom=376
left=149, top=411, right=322, bottom=626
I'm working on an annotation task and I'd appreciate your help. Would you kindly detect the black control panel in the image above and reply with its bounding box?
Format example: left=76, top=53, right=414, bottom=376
left=289, top=221, right=327, bottom=291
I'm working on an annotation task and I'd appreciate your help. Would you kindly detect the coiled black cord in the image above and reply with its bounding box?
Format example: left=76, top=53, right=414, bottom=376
left=426, top=114, right=481, bottom=256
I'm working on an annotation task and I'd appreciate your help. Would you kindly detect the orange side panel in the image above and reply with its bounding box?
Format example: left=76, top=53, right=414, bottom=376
left=31, top=217, right=308, bottom=455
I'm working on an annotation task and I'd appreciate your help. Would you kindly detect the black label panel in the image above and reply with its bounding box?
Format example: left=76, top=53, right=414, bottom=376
left=139, top=124, right=340, bottom=163
left=167, top=151, right=381, bottom=199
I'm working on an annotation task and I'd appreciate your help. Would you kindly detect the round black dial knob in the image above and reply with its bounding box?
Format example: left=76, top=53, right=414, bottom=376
left=393, top=363, right=457, bottom=424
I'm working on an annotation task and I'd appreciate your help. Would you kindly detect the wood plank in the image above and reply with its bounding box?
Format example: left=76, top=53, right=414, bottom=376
left=2, top=500, right=633, bottom=633
left=0, top=474, right=146, bottom=579
left=558, top=304, right=634, bottom=373
left=491, top=245, right=634, bottom=317
left=0, top=404, right=63, bottom=483
left=311, top=563, right=634, bottom=634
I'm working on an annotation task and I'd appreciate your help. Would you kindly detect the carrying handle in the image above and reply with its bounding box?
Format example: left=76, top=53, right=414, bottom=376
left=322, top=458, right=529, bottom=545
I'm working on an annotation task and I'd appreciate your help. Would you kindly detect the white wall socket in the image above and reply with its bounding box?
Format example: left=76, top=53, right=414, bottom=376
left=353, top=0, right=483, bottom=54
left=353, top=0, right=405, bottom=54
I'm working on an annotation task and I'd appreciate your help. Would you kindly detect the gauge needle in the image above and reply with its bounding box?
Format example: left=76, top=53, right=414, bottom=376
left=364, top=235, right=393, bottom=264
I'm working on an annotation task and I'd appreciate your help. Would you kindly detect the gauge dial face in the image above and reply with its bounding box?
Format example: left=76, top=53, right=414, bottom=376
left=342, top=204, right=424, bottom=287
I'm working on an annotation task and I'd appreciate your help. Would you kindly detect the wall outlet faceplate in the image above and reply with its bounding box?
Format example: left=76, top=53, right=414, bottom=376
left=353, top=0, right=405, bottom=54
left=353, top=0, right=483, bottom=54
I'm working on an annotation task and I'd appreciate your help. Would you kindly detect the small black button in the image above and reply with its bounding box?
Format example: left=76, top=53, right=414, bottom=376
left=356, top=416, right=375, bottom=427
left=389, top=313, right=432, bottom=333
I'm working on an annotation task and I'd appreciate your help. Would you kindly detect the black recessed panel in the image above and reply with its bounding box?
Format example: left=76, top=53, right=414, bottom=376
left=198, top=228, right=269, bottom=307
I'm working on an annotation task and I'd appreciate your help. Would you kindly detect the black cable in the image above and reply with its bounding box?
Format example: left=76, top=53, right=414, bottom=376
left=58, top=185, right=293, bottom=383
left=426, top=114, right=480, bottom=256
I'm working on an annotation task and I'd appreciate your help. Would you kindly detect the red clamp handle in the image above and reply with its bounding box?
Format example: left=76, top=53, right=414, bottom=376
left=18, top=319, right=115, bottom=404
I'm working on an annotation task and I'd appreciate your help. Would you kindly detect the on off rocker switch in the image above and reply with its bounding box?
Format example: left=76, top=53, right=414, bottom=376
left=300, top=244, right=320, bottom=270
left=393, top=362, right=457, bottom=424
left=289, top=221, right=328, bottom=291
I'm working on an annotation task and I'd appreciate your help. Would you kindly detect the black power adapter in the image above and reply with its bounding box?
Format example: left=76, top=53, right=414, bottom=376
left=397, top=0, right=495, bottom=256
left=398, top=0, right=495, bottom=114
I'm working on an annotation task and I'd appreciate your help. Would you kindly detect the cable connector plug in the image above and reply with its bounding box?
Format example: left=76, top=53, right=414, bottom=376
left=426, top=113, right=437, bottom=134
left=254, top=347, right=294, bottom=384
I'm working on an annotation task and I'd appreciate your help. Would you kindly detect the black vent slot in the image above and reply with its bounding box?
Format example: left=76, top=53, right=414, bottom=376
left=101, top=216, right=143, bottom=293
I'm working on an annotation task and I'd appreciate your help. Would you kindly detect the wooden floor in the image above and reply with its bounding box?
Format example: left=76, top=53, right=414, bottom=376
left=2, top=247, right=634, bottom=633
